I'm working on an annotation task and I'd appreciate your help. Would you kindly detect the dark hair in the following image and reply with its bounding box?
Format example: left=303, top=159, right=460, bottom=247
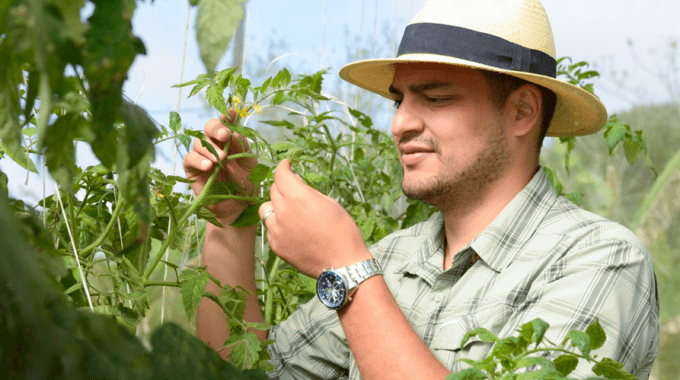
left=478, top=70, right=557, bottom=153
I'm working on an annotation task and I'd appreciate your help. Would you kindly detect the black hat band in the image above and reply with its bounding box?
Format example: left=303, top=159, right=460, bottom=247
left=397, top=23, right=557, bottom=78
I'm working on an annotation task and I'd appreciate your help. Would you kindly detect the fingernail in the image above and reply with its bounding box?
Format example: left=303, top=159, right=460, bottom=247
left=217, top=128, right=227, bottom=139
left=201, top=160, right=211, bottom=170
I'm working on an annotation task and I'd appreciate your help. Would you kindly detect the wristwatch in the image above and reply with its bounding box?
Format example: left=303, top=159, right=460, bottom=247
left=316, top=258, right=383, bottom=310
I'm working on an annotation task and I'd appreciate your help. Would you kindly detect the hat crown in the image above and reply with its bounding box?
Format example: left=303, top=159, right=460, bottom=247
left=409, top=0, right=556, bottom=58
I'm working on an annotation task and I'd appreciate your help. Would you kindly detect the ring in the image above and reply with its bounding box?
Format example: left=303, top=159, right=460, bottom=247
left=261, top=209, right=274, bottom=225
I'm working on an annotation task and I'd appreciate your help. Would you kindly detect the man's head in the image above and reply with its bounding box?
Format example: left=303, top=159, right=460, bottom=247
left=340, top=0, right=607, bottom=138
left=389, top=63, right=548, bottom=212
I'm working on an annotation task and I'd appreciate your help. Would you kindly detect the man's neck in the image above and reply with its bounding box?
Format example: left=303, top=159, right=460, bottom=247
left=441, top=166, right=538, bottom=270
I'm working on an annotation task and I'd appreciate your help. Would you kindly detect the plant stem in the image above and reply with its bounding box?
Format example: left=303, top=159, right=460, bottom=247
left=144, top=281, right=181, bottom=288
left=264, top=256, right=282, bottom=324
left=80, top=190, right=125, bottom=258
left=143, top=166, right=220, bottom=280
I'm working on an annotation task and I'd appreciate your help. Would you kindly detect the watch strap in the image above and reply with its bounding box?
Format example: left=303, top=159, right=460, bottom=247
left=335, top=258, right=382, bottom=290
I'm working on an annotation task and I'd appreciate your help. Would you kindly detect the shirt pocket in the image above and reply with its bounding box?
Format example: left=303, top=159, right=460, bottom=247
left=429, top=302, right=516, bottom=371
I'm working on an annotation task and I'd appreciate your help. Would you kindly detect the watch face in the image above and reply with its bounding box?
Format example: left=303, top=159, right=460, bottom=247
left=317, top=271, right=347, bottom=309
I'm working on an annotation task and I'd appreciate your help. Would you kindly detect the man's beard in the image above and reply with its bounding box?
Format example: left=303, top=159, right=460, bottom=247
left=401, top=122, right=512, bottom=213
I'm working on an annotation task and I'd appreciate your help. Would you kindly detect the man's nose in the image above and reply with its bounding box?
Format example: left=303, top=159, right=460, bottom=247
left=391, top=97, right=425, bottom=139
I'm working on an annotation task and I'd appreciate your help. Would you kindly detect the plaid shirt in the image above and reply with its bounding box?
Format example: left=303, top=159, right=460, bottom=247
left=266, top=169, right=659, bottom=379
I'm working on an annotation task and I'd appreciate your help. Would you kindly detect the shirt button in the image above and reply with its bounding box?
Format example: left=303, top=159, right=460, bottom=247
left=434, top=294, right=444, bottom=302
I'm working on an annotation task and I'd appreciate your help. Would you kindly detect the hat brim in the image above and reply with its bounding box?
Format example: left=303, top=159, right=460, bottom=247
left=339, top=54, right=608, bottom=137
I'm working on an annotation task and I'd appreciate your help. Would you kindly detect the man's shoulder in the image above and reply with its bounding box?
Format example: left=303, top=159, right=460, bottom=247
left=542, top=195, right=647, bottom=253
left=369, top=212, right=443, bottom=259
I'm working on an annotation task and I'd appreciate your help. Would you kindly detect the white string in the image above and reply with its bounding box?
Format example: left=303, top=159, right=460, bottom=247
left=54, top=182, right=94, bottom=311
left=321, top=0, right=328, bottom=70
left=242, top=1, right=250, bottom=74
left=161, top=0, right=192, bottom=325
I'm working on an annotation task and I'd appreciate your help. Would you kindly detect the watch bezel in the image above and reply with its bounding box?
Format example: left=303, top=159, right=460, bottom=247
left=316, top=270, right=348, bottom=310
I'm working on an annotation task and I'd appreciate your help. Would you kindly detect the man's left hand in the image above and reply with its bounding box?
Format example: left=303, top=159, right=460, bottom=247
left=258, top=160, right=372, bottom=278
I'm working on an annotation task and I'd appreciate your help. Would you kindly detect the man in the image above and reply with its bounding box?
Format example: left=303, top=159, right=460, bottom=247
left=183, top=0, right=659, bottom=379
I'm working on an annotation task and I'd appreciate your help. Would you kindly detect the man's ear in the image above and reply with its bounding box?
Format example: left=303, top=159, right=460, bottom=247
left=505, top=84, right=542, bottom=138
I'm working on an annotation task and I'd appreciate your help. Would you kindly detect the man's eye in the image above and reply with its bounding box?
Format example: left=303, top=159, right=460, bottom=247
left=393, top=100, right=402, bottom=109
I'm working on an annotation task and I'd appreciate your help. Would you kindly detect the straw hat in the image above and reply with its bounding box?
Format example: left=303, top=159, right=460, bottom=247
left=339, top=0, right=607, bottom=137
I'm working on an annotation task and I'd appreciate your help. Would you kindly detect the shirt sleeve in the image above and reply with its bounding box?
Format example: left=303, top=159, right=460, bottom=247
left=266, top=286, right=350, bottom=379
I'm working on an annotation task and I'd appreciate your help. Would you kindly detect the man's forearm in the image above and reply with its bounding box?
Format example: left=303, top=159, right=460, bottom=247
left=338, top=276, right=450, bottom=380
left=196, top=222, right=265, bottom=356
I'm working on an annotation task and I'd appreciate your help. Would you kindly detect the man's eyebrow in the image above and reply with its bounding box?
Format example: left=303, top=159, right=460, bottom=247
left=388, top=81, right=456, bottom=95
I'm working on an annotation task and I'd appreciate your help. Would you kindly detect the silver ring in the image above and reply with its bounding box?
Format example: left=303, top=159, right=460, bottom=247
left=261, top=209, right=274, bottom=225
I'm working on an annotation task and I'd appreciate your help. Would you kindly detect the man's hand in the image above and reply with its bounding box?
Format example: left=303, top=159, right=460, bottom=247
left=258, top=159, right=372, bottom=278
left=183, top=110, right=258, bottom=224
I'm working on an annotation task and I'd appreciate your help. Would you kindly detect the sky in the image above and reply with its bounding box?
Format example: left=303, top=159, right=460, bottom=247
left=3, top=0, right=679, bottom=202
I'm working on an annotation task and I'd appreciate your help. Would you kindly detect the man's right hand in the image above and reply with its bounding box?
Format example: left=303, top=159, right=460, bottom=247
left=182, top=110, right=258, bottom=225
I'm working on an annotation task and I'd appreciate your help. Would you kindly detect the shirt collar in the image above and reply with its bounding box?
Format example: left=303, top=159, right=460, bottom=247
left=469, top=168, right=557, bottom=272
left=394, top=168, right=557, bottom=278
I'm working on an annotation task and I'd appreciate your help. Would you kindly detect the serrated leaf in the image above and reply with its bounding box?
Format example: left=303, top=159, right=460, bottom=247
left=530, top=318, right=549, bottom=346
left=519, top=367, right=564, bottom=380
left=592, top=358, right=637, bottom=380
left=225, top=331, right=261, bottom=370
left=247, top=164, right=271, bottom=184
left=554, top=354, right=579, bottom=376
left=0, top=78, right=37, bottom=172
left=206, top=84, right=229, bottom=117
left=605, top=123, right=627, bottom=155
left=623, top=138, right=643, bottom=164
left=271, top=141, right=298, bottom=153
left=179, top=268, right=209, bottom=321
left=195, top=0, right=246, bottom=73
left=169, top=111, right=181, bottom=132
left=230, top=203, right=262, bottom=228
left=272, top=68, right=291, bottom=88
left=586, top=319, right=606, bottom=351
left=565, top=330, right=591, bottom=356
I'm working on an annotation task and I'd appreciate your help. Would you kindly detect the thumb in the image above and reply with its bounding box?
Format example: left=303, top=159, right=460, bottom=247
left=274, top=159, right=306, bottom=195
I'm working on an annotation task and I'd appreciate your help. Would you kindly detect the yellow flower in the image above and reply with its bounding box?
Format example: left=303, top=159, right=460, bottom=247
left=232, top=95, right=241, bottom=105
left=239, top=107, right=252, bottom=118
left=253, top=104, right=262, bottom=114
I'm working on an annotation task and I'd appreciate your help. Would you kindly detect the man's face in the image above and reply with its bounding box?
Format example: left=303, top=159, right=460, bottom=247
left=389, top=63, right=513, bottom=212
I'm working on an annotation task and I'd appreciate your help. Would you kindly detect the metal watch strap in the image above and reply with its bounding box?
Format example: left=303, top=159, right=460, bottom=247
left=335, top=258, right=383, bottom=289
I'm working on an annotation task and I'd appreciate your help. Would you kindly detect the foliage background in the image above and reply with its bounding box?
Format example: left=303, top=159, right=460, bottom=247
left=1, top=0, right=679, bottom=379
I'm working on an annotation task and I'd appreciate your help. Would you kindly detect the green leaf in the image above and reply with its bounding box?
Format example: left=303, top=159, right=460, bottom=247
left=592, top=358, right=637, bottom=380
left=261, top=119, right=296, bottom=129
left=0, top=67, right=37, bottom=173
left=169, top=111, right=182, bottom=132
left=179, top=268, right=209, bottom=321
left=554, top=354, right=579, bottom=376
left=195, top=0, right=246, bottom=73
left=564, top=330, right=591, bottom=356
left=515, top=356, right=556, bottom=370
left=84, top=0, right=146, bottom=168
left=225, top=331, right=261, bottom=370
left=206, top=84, right=230, bottom=117
left=119, top=100, right=159, bottom=169
left=604, top=122, right=627, bottom=156
left=445, top=368, right=488, bottom=380
left=518, top=367, right=565, bottom=380
left=529, top=318, right=549, bottom=346
left=272, top=68, right=291, bottom=88
left=586, top=319, right=606, bottom=351
left=461, top=327, right=498, bottom=349
left=231, top=203, right=263, bottom=228
left=271, top=141, right=299, bottom=153
left=247, top=164, right=271, bottom=184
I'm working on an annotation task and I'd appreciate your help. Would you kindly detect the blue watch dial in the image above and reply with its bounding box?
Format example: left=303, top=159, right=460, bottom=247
left=317, top=271, right=347, bottom=309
